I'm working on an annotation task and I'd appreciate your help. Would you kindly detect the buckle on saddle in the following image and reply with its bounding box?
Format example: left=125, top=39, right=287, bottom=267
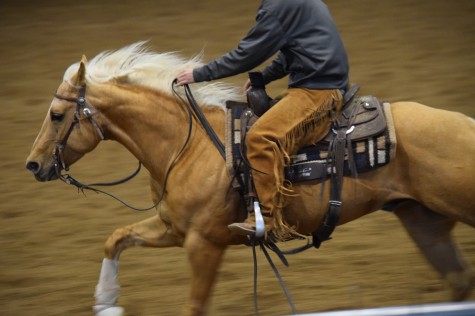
left=329, top=200, right=342, bottom=207
left=332, top=125, right=355, bottom=135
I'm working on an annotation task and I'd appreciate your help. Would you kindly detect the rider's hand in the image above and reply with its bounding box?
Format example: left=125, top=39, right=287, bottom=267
left=176, top=69, right=195, bottom=86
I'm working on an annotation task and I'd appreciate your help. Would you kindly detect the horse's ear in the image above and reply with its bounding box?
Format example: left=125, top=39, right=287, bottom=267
left=72, top=55, right=88, bottom=86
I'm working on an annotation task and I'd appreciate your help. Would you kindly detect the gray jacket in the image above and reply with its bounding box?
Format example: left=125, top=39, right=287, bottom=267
left=193, top=0, right=349, bottom=90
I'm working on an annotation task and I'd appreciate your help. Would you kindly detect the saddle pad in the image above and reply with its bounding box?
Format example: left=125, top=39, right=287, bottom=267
left=225, top=101, right=397, bottom=184
left=286, top=130, right=391, bottom=182
left=225, top=101, right=247, bottom=184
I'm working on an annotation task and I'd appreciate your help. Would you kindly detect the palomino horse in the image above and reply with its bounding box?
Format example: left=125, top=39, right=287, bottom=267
left=26, top=43, right=475, bottom=316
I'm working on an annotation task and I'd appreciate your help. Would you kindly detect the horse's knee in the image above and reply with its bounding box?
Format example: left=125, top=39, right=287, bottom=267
left=104, top=227, right=135, bottom=259
left=445, top=269, right=475, bottom=301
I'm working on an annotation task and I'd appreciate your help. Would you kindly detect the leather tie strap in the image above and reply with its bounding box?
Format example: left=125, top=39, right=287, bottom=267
left=313, top=128, right=346, bottom=248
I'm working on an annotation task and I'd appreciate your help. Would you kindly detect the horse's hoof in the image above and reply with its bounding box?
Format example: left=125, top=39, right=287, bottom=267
left=446, top=270, right=475, bottom=301
left=95, top=306, right=125, bottom=316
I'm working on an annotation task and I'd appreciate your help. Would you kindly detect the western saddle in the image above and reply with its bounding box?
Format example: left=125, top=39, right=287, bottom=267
left=225, top=72, right=395, bottom=247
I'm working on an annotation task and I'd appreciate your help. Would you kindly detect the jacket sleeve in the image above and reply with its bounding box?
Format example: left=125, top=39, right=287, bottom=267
left=261, top=53, right=287, bottom=84
left=193, top=10, right=286, bottom=82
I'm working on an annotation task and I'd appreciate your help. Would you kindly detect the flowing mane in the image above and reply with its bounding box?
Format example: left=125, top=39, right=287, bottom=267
left=63, top=41, right=241, bottom=108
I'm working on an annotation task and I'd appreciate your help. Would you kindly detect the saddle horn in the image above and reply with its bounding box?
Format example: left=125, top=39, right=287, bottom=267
left=246, top=72, right=272, bottom=117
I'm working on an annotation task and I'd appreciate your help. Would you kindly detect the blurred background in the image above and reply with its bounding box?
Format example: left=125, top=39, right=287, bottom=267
left=1, top=0, right=474, bottom=315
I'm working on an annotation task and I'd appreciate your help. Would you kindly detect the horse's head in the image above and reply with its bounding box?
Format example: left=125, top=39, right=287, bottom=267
left=26, top=56, right=104, bottom=181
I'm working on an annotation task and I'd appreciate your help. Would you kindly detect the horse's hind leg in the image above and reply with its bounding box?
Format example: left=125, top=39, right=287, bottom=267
left=94, top=214, right=182, bottom=316
left=394, top=201, right=475, bottom=301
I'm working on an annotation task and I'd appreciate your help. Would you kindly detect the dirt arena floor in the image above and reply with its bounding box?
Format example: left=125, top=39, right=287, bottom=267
left=1, top=1, right=474, bottom=315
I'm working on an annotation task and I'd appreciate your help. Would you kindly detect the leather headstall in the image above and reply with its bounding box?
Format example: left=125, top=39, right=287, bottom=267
left=53, top=85, right=104, bottom=173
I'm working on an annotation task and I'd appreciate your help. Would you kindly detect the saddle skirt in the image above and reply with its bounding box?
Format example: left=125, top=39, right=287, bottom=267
left=224, top=92, right=397, bottom=187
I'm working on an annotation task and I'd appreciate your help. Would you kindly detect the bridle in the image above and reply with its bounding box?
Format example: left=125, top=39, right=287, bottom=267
left=52, top=84, right=154, bottom=211
left=50, top=81, right=213, bottom=211
left=53, top=85, right=104, bottom=172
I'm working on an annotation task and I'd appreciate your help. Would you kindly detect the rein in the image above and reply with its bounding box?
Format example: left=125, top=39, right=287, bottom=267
left=251, top=239, right=298, bottom=315
left=172, top=80, right=226, bottom=159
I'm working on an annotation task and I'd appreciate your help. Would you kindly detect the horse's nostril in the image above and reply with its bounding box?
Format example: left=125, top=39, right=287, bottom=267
left=26, top=161, right=40, bottom=174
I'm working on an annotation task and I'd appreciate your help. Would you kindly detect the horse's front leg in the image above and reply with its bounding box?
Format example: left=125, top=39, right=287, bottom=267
left=184, top=230, right=226, bottom=316
left=94, top=214, right=182, bottom=316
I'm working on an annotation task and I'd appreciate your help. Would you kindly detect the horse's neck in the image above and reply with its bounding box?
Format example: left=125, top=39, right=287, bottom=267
left=89, top=83, right=225, bottom=179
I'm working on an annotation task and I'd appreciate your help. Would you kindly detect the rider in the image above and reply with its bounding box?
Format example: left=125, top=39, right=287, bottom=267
left=176, top=0, right=349, bottom=241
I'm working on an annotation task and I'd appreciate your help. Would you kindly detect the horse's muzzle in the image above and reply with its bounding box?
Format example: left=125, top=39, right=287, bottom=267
left=26, top=161, right=58, bottom=182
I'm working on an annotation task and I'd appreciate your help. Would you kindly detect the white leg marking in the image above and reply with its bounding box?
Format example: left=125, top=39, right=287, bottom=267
left=93, top=258, right=124, bottom=316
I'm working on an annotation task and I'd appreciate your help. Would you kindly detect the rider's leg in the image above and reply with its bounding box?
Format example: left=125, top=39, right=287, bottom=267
left=228, top=88, right=343, bottom=240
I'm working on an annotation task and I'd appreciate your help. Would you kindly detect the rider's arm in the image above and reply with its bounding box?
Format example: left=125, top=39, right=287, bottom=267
left=193, top=10, right=286, bottom=83
left=261, top=53, right=287, bottom=85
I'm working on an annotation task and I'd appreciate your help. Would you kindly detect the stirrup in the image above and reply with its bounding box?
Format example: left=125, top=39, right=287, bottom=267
left=253, top=201, right=265, bottom=238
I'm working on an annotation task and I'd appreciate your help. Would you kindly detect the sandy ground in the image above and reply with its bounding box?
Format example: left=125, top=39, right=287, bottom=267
left=1, top=0, right=474, bottom=315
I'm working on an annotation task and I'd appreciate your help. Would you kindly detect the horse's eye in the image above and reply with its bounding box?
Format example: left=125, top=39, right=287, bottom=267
left=50, top=111, right=65, bottom=122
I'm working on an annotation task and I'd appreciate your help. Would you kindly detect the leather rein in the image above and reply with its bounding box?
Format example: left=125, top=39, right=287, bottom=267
left=172, top=80, right=225, bottom=159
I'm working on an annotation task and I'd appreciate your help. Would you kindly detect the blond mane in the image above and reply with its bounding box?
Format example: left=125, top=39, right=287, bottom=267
left=63, top=41, right=241, bottom=108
